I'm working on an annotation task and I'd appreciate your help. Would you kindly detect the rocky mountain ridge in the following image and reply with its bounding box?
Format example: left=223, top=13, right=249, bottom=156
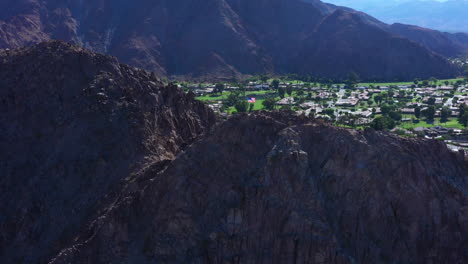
left=0, top=0, right=464, bottom=80
left=0, top=41, right=216, bottom=263
left=51, top=112, right=468, bottom=263
left=0, top=42, right=466, bottom=264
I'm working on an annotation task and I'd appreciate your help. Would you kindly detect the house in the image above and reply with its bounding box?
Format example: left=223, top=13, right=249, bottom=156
left=255, top=84, right=270, bottom=90
left=357, top=93, right=369, bottom=100
left=301, top=106, right=323, bottom=116
left=354, top=110, right=373, bottom=118
left=277, top=97, right=295, bottom=105
left=414, top=127, right=426, bottom=133
left=429, top=126, right=450, bottom=135
left=435, top=97, right=444, bottom=104
left=367, top=89, right=382, bottom=93
left=300, top=102, right=320, bottom=109
left=194, top=88, right=214, bottom=96
left=406, top=102, right=422, bottom=107
left=316, top=92, right=331, bottom=99
left=355, top=118, right=371, bottom=125
left=208, top=102, right=223, bottom=112
left=225, top=86, right=239, bottom=91
left=336, top=98, right=359, bottom=106
left=439, top=86, right=453, bottom=91
left=401, top=108, right=415, bottom=114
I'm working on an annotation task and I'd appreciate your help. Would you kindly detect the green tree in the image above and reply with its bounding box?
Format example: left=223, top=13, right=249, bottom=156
left=374, top=95, right=383, bottom=105
left=415, top=106, right=421, bottom=119
left=422, top=106, right=436, bottom=121
left=260, top=75, right=269, bottom=84
left=399, top=90, right=406, bottom=98
left=214, top=83, right=225, bottom=95
left=440, top=107, right=451, bottom=122
left=235, top=100, right=249, bottom=113
left=427, top=97, right=436, bottom=105
left=458, top=104, right=468, bottom=127
left=262, top=98, right=276, bottom=110
left=249, top=103, right=255, bottom=112
left=271, top=79, right=280, bottom=91
left=286, top=85, right=293, bottom=96
left=380, top=104, right=392, bottom=116
left=370, top=116, right=396, bottom=130
left=278, top=87, right=286, bottom=98
left=459, top=112, right=468, bottom=127
left=389, top=111, right=402, bottom=121
left=225, top=91, right=242, bottom=107
left=324, top=108, right=335, bottom=119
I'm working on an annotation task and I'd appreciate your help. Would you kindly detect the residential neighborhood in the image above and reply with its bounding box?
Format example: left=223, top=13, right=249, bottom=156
left=186, top=77, right=468, bottom=152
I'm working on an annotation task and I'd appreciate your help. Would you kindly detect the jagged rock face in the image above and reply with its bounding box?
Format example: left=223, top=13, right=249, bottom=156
left=0, top=41, right=216, bottom=263
left=0, top=0, right=462, bottom=80
left=50, top=112, right=467, bottom=264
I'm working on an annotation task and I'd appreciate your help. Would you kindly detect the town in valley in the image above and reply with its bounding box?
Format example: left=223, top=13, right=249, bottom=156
left=178, top=75, right=468, bottom=152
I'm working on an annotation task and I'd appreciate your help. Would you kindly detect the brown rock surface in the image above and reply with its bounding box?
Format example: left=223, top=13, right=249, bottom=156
left=0, top=41, right=215, bottom=263
left=49, top=112, right=467, bottom=264
left=1, top=42, right=466, bottom=264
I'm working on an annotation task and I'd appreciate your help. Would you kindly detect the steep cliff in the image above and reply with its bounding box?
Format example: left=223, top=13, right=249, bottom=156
left=50, top=112, right=467, bottom=264
left=0, top=41, right=216, bottom=263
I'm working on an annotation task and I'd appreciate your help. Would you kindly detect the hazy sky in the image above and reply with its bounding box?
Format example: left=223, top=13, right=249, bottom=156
left=324, top=0, right=449, bottom=3
left=321, top=0, right=468, bottom=33
left=322, top=0, right=449, bottom=8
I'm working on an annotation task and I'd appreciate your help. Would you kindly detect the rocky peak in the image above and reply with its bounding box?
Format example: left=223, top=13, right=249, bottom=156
left=0, top=41, right=216, bottom=263
left=0, top=40, right=467, bottom=264
left=49, top=112, right=467, bottom=263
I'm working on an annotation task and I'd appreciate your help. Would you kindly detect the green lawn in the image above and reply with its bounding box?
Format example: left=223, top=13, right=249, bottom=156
left=399, top=118, right=465, bottom=129
left=225, top=99, right=266, bottom=113
left=196, top=93, right=228, bottom=101
left=197, top=90, right=279, bottom=113
left=359, top=78, right=465, bottom=87
left=196, top=90, right=274, bottom=102
left=359, top=81, right=414, bottom=87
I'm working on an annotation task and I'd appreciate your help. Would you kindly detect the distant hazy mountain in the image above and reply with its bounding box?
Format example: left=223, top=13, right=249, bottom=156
left=0, top=0, right=464, bottom=80
left=324, top=0, right=468, bottom=33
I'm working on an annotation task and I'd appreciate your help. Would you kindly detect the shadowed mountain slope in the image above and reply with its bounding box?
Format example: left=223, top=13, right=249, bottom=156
left=0, top=0, right=464, bottom=80
left=49, top=111, right=468, bottom=263
left=1, top=43, right=467, bottom=264
left=0, top=41, right=216, bottom=263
